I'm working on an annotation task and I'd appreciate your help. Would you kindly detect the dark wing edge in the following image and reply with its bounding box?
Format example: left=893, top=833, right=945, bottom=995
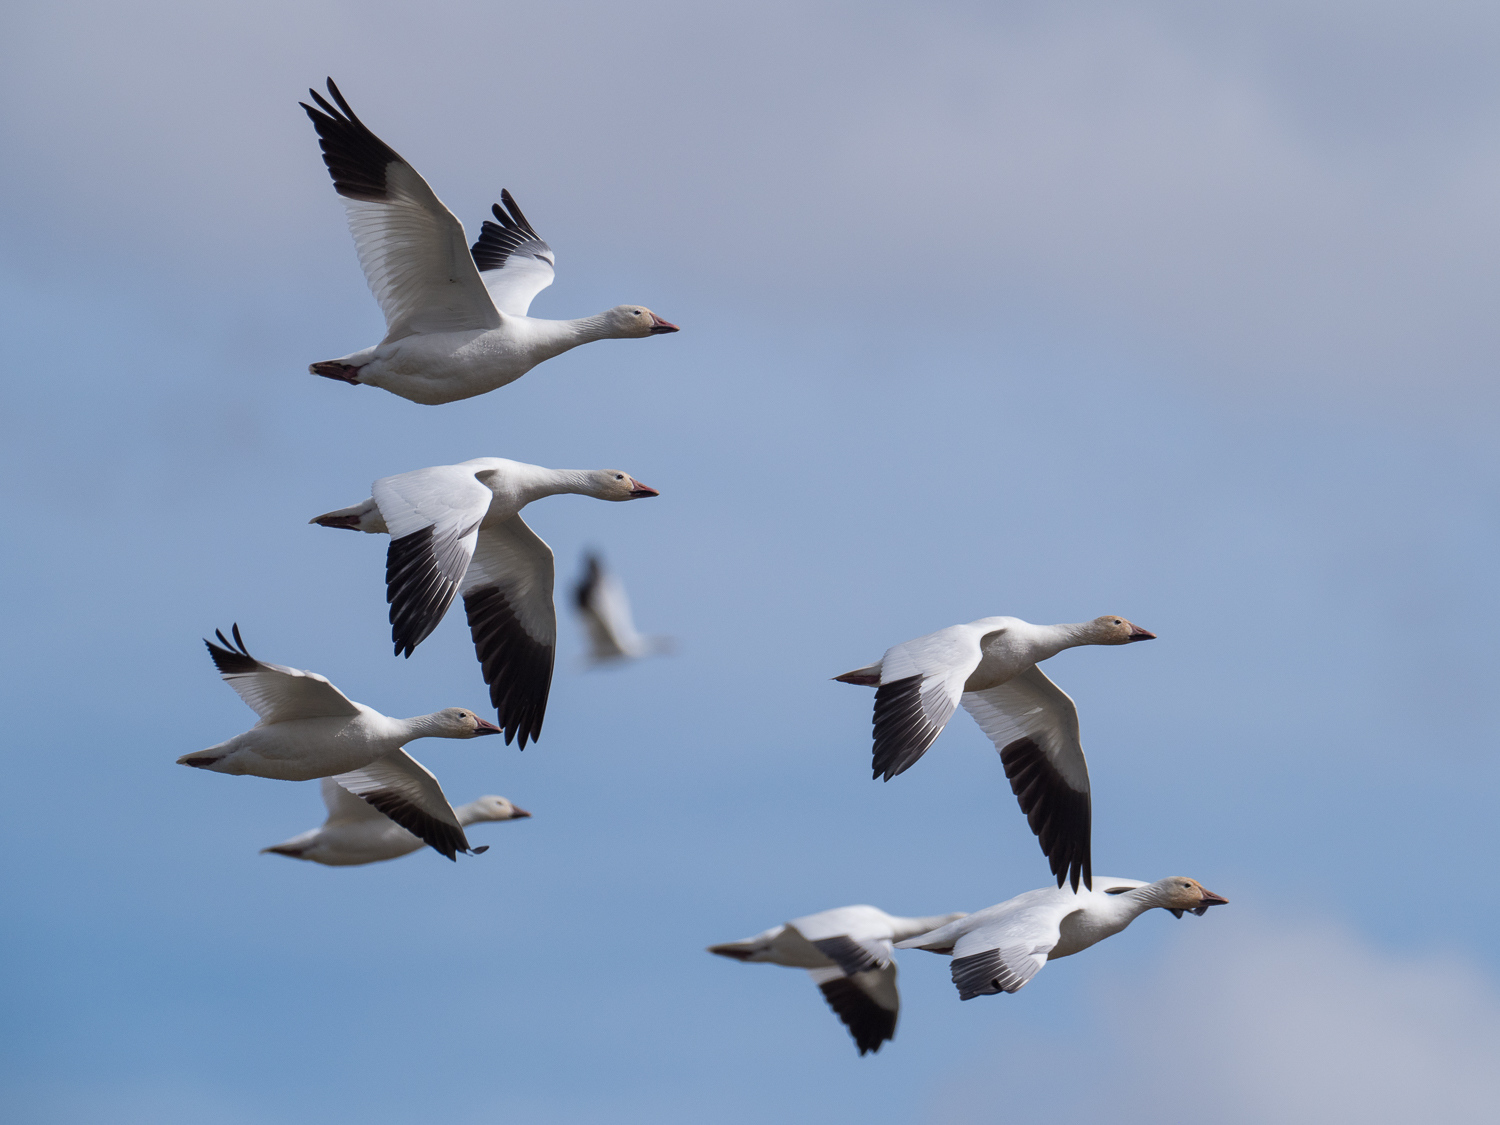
left=811, top=936, right=886, bottom=978
left=464, top=586, right=556, bottom=748
left=817, top=977, right=897, bottom=1057
left=871, top=674, right=944, bottom=781
left=386, top=526, right=462, bottom=658
left=999, top=736, right=1092, bottom=892
left=573, top=552, right=602, bottom=612
left=351, top=787, right=472, bottom=862
left=204, top=623, right=259, bottom=675
left=951, top=947, right=1040, bottom=1001
left=470, top=190, right=553, bottom=273
left=299, top=78, right=405, bottom=203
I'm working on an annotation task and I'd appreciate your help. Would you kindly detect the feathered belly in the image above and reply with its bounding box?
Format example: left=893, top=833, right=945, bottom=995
left=361, top=330, right=549, bottom=405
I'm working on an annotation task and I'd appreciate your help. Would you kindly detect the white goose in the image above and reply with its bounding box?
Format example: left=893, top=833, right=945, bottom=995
left=177, top=626, right=498, bottom=859
left=835, top=615, right=1156, bottom=891
left=573, top=551, right=672, bottom=664
left=263, top=778, right=531, bottom=866
left=896, top=876, right=1227, bottom=1001
left=300, top=79, right=679, bottom=406
left=311, top=458, right=660, bottom=746
left=708, top=905, right=966, bottom=1056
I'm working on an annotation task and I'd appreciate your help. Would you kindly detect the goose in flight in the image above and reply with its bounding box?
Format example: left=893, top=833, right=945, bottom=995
left=178, top=626, right=498, bottom=859
left=263, top=778, right=531, bottom=866
left=896, top=876, right=1227, bottom=1001
left=573, top=551, right=672, bottom=664
left=708, top=905, right=966, bottom=1056
left=300, top=79, right=679, bottom=405
left=835, top=615, right=1155, bottom=891
left=311, top=457, right=660, bottom=747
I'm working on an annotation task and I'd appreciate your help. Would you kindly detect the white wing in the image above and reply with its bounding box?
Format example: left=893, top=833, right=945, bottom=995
left=854, top=625, right=986, bottom=781
left=469, top=190, right=556, bottom=316
left=945, top=899, right=1077, bottom=1001
left=461, top=515, right=557, bottom=748
left=574, top=553, right=644, bottom=661
left=371, top=463, right=495, bottom=657
left=962, top=664, right=1092, bottom=891
left=302, top=80, right=501, bottom=342
left=319, top=775, right=389, bottom=824
left=807, top=963, right=900, bottom=1056
left=332, top=749, right=473, bottom=861
left=205, top=626, right=360, bottom=724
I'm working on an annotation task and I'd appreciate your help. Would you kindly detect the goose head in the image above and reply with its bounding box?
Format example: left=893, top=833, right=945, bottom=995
left=467, top=795, right=532, bottom=822
left=605, top=305, right=680, bottom=338
left=1155, top=876, right=1229, bottom=918
left=583, top=469, right=660, bottom=501
left=432, top=708, right=503, bottom=738
left=1081, top=615, right=1156, bottom=645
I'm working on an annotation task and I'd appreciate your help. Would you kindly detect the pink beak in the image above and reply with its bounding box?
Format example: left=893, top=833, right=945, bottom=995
left=648, top=314, right=679, bottom=334
left=1127, top=624, right=1156, bottom=641
left=628, top=480, right=660, bottom=498
left=473, top=718, right=503, bottom=736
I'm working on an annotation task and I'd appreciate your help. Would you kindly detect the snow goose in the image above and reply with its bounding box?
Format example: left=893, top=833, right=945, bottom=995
left=310, top=457, right=660, bottom=746
left=835, top=615, right=1155, bottom=891
left=300, top=79, right=679, bottom=405
left=177, top=626, right=498, bottom=859
left=263, top=778, right=531, bottom=866
left=573, top=551, right=672, bottom=664
left=896, top=876, right=1227, bottom=1001
left=707, top=905, right=966, bottom=1056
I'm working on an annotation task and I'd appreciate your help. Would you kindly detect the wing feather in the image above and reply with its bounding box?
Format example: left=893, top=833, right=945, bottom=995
left=205, top=625, right=360, bottom=724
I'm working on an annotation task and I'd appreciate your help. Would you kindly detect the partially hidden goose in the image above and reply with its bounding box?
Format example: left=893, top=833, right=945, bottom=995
left=311, top=457, right=660, bottom=746
left=263, top=777, right=531, bottom=866
left=573, top=551, right=672, bottom=664
left=300, top=79, right=679, bottom=405
left=708, top=905, right=966, bottom=1056
left=178, top=626, right=497, bottom=859
left=896, top=876, right=1227, bottom=1001
left=835, top=616, right=1156, bottom=891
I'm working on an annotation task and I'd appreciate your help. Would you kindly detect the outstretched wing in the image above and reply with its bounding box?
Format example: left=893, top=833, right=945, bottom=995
left=946, top=901, right=1073, bottom=1001
left=205, top=625, right=360, bottom=724
left=807, top=964, right=900, bottom=1056
left=462, top=515, right=557, bottom=748
left=574, top=552, right=644, bottom=661
left=371, top=464, right=494, bottom=657
left=331, top=750, right=472, bottom=861
left=319, top=776, right=390, bottom=824
left=861, top=626, right=986, bottom=781
left=962, top=664, right=1092, bottom=891
left=301, top=79, right=500, bottom=341
left=469, top=190, right=556, bottom=316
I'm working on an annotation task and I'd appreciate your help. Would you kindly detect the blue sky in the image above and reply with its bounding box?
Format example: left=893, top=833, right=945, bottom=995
left=3, top=2, right=1500, bottom=1123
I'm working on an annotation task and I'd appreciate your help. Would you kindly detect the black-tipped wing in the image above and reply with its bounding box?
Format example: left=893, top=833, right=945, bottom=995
left=962, top=665, right=1092, bottom=891
left=861, top=627, right=982, bottom=781
left=470, top=190, right=556, bottom=316
left=946, top=901, right=1071, bottom=1001
left=301, top=78, right=500, bottom=340
left=332, top=750, right=472, bottom=861
left=950, top=946, right=1045, bottom=1001
left=462, top=516, right=557, bottom=748
left=811, top=935, right=890, bottom=977
left=809, top=965, right=900, bottom=1056
left=370, top=465, right=493, bottom=657
left=204, top=625, right=360, bottom=724
left=574, top=551, right=647, bottom=662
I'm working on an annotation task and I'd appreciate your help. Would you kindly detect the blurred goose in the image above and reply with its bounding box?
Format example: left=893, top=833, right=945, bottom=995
left=708, top=905, right=966, bottom=1056
left=574, top=551, right=672, bottom=664
left=835, top=615, right=1155, bottom=891
left=177, top=626, right=497, bottom=859
left=311, top=457, right=660, bottom=747
left=263, top=778, right=531, bottom=866
left=300, top=79, right=679, bottom=406
left=896, top=876, right=1227, bottom=1001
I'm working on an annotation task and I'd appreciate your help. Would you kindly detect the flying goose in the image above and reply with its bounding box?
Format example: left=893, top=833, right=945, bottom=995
left=300, top=79, right=679, bottom=405
left=178, top=626, right=497, bottom=859
left=708, top=905, right=966, bottom=1056
left=263, top=778, right=531, bottom=866
left=896, top=876, right=1227, bottom=1001
left=311, top=457, right=660, bottom=746
left=835, top=615, right=1155, bottom=891
left=573, top=551, right=672, bottom=664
